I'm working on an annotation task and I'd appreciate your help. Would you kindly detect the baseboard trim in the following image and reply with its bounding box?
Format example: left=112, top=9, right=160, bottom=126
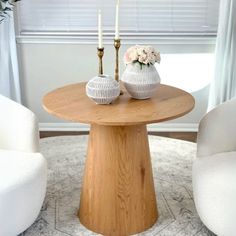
left=39, top=123, right=198, bottom=132
left=148, top=123, right=198, bottom=132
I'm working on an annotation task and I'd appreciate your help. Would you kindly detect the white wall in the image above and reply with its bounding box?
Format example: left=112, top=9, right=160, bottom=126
left=17, top=41, right=215, bottom=131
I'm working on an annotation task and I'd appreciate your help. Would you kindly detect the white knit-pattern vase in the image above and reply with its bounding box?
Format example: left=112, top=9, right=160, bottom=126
left=86, top=75, right=120, bottom=104
left=121, top=63, right=161, bottom=99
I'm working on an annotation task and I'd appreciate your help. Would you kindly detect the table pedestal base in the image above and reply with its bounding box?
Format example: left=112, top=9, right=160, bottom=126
left=78, top=124, right=158, bottom=235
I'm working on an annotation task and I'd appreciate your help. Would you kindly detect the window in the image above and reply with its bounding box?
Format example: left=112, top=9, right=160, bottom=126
left=17, top=0, right=220, bottom=39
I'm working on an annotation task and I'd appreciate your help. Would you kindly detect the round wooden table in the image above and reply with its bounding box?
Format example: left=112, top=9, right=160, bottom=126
left=43, top=82, right=195, bottom=236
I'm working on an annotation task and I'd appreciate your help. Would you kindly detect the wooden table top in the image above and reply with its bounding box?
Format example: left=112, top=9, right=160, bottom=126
left=43, top=82, right=195, bottom=126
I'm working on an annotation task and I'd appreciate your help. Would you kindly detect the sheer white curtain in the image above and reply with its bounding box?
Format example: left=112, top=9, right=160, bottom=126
left=208, top=0, right=236, bottom=110
left=0, top=12, right=21, bottom=103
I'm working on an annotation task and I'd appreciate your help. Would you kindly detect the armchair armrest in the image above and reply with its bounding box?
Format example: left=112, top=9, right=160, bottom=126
left=197, top=98, right=236, bottom=158
left=0, top=95, right=39, bottom=153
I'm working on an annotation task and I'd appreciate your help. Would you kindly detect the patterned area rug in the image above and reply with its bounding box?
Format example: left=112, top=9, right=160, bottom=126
left=21, top=135, right=215, bottom=236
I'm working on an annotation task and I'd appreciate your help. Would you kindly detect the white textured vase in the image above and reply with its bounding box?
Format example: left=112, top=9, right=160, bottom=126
left=86, top=75, right=120, bottom=104
left=121, top=63, right=161, bottom=99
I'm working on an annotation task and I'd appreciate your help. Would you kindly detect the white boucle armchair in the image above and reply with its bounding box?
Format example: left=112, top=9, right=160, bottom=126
left=193, top=98, right=236, bottom=236
left=0, top=95, right=47, bottom=236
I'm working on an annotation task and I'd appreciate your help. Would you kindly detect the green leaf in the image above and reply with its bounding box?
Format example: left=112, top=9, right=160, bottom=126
left=0, top=0, right=20, bottom=23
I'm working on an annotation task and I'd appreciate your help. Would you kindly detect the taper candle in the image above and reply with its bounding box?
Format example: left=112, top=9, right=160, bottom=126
left=115, top=2, right=119, bottom=39
left=98, top=9, right=103, bottom=48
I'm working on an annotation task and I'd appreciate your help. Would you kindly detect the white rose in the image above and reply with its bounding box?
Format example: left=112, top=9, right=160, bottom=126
left=137, top=47, right=145, bottom=56
left=148, top=54, right=156, bottom=64
left=154, top=52, right=161, bottom=63
left=138, top=54, right=147, bottom=63
left=129, top=50, right=138, bottom=61
left=145, top=46, right=155, bottom=54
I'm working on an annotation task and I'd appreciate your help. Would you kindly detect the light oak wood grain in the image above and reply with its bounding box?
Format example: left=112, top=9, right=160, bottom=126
left=43, top=83, right=195, bottom=126
left=78, top=124, right=158, bottom=236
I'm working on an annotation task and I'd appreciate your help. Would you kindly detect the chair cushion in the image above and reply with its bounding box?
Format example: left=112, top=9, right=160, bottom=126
left=193, top=151, right=236, bottom=236
left=0, top=149, right=47, bottom=236
left=0, top=149, right=45, bottom=193
left=193, top=151, right=236, bottom=185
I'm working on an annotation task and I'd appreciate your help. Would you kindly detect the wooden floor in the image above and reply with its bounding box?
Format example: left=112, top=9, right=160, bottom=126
left=40, top=131, right=197, bottom=143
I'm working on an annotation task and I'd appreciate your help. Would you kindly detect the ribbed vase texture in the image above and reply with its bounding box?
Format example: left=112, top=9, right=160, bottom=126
left=121, top=63, right=161, bottom=99
left=86, top=75, right=120, bottom=104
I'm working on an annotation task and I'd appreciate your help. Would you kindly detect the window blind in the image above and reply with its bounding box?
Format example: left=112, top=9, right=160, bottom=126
left=18, top=0, right=220, bottom=36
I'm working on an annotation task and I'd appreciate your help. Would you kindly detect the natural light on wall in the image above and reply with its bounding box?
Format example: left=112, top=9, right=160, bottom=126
left=155, top=53, right=215, bottom=93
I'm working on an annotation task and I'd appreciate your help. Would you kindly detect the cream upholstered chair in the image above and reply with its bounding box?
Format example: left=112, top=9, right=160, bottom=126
left=193, top=98, right=236, bottom=236
left=0, top=95, right=47, bottom=236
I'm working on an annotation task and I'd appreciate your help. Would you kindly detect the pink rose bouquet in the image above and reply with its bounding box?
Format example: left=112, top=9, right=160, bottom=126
left=124, top=45, right=161, bottom=68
